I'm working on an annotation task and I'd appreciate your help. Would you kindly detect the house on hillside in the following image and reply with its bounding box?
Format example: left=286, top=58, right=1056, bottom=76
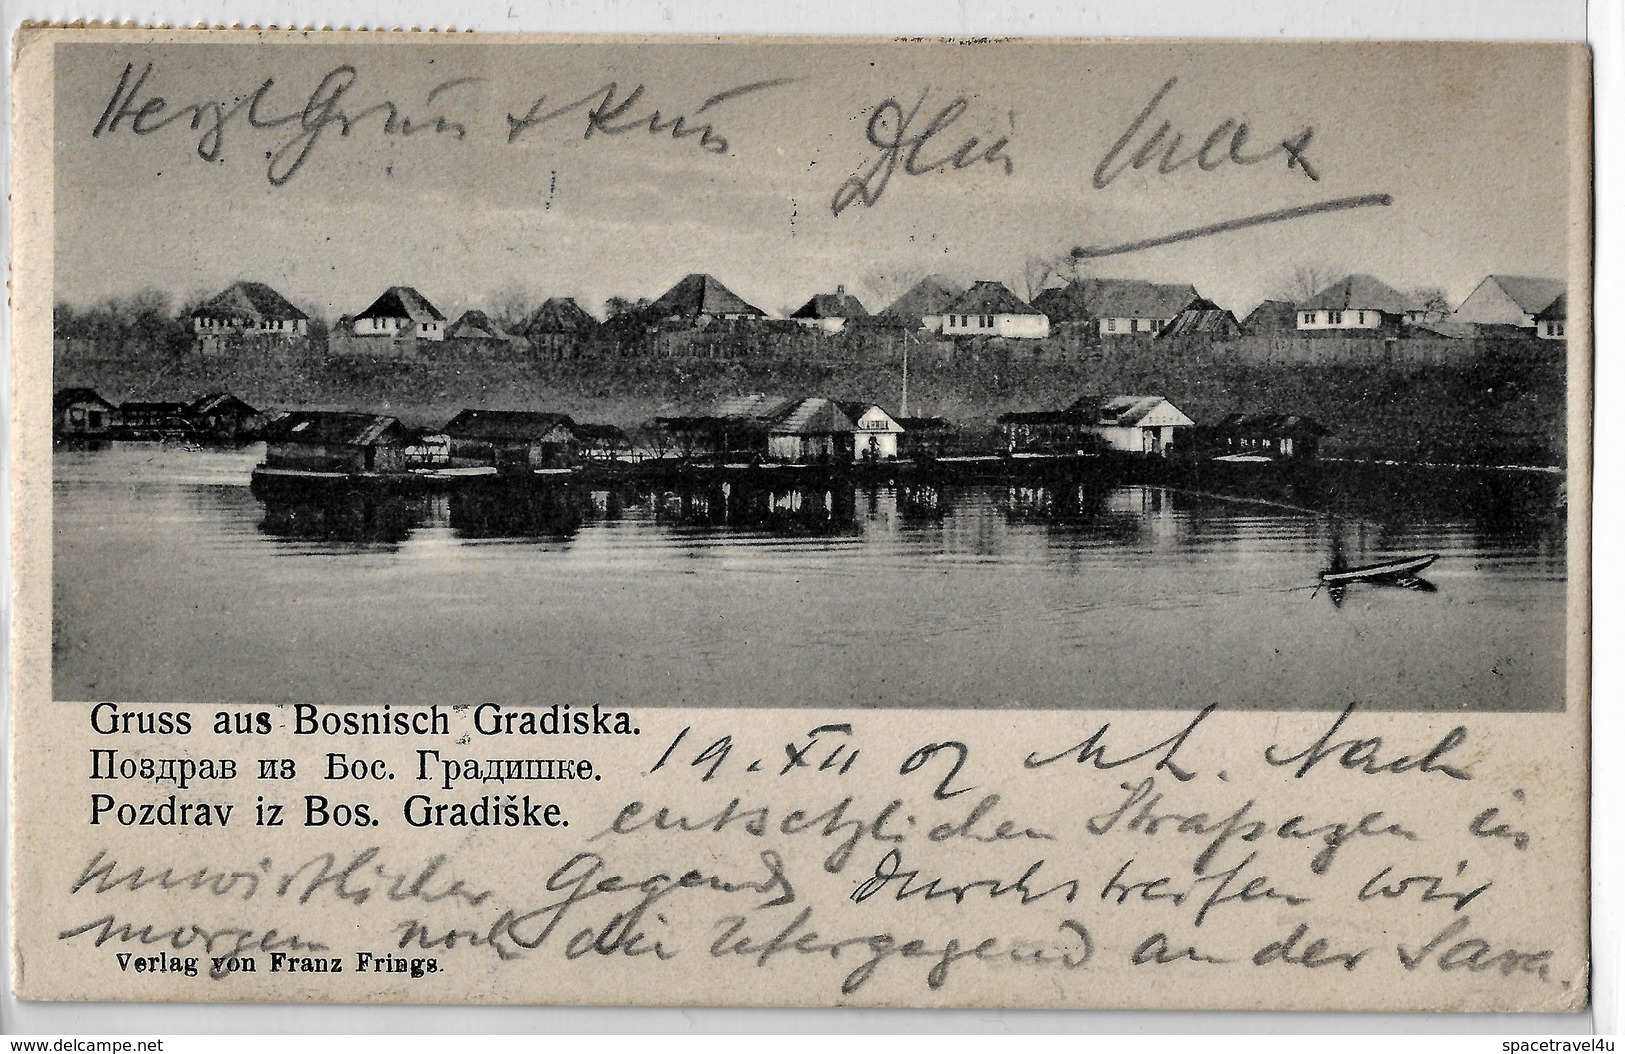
left=190, top=281, right=309, bottom=340
left=879, top=274, right=966, bottom=333
left=1081, top=396, right=1194, bottom=456
left=939, top=281, right=1049, bottom=339
left=187, top=393, right=263, bottom=439
left=1535, top=294, right=1567, bottom=340
left=1208, top=413, right=1331, bottom=461
left=54, top=388, right=118, bottom=437
left=525, top=297, right=600, bottom=357
left=1296, top=275, right=1420, bottom=333
left=646, top=274, right=766, bottom=324
left=1239, top=299, right=1299, bottom=336
left=352, top=286, right=446, bottom=341
left=1042, top=278, right=1201, bottom=337
left=790, top=285, right=869, bottom=333
left=446, top=310, right=524, bottom=343
left=1454, top=275, right=1565, bottom=330
left=258, top=412, right=410, bottom=474
left=442, top=409, right=580, bottom=469
left=1159, top=299, right=1241, bottom=340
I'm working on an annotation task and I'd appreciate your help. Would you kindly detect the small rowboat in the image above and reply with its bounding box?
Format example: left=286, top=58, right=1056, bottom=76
left=1320, top=554, right=1437, bottom=584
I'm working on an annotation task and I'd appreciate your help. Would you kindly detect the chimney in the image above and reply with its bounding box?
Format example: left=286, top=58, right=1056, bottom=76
left=836, top=284, right=845, bottom=296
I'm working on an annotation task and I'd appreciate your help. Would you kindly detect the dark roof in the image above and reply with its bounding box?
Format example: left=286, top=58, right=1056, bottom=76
left=1042, top=278, right=1201, bottom=320
left=443, top=409, right=578, bottom=441
left=791, top=288, right=870, bottom=319
left=191, top=281, right=308, bottom=322
left=1535, top=293, right=1567, bottom=321
left=647, top=274, right=764, bottom=319
left=1069, top=395, right=1192, bottom=427
left=1158, top=304, right=1239, bottom=338
left=260, top=411, right=408, bottom=447
left=1239, top=299, right=1298, bottom=333
left=54, top=387, right=115, bottom=411
left=1483, top=275, right=1566, bottom=316
left=187, top=392, right=259, bottom=416
left=1301, top=274, right=1416, bottom=313
left=708, top=394, right=800, bottom=421
left=447, top=310, right=520, bottom=341
left=1211, top=413, right=1331, bottom=437
left=526, top=297, right=600, bottom=335
left=943, top=280, right=1044, bottom=316
left=355, top=286, right=445, bottom=323
left=770, top=398, right=859, bottom=435
left=119, top=401, right=189, bottom=414
left=880, top=275, right=965, bottom=319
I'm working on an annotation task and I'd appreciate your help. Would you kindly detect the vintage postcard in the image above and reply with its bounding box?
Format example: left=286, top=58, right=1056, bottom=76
left=8, top=29, right=1590, bottom=1010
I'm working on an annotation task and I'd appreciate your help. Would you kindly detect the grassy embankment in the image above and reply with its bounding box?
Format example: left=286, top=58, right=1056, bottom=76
left=56, top=344, right=1567, bottom=466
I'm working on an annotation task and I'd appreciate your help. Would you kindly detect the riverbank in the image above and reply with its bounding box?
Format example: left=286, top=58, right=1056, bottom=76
left=56, top=343, right=1567, bottom=467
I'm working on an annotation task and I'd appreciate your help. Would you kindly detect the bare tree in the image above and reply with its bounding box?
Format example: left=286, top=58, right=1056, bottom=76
left=861, top=267, right=925, bottom=314
left=487, top=282, right=542, bottom=331
left=1275, top=264, right=1339, bottom=303
left=1014, top=254, right=1066, bottom=303
left=1409, top=286, right=1452, bottom=322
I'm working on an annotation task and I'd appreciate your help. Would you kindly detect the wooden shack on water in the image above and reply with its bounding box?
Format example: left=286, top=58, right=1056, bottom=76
left=259, top=411, right=411, bottom=475
left=443, top=409, right=580, bottom=469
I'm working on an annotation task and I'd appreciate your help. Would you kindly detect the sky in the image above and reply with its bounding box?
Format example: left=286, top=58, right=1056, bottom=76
left=51, top=35, right=1582, bottom=321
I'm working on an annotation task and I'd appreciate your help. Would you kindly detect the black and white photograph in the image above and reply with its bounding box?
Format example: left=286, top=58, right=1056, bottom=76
left=45, top=38, right=1582, bottom=713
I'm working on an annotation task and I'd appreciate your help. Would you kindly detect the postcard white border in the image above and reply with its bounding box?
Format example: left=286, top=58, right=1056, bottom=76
left=2, top=0, right=1612, bottom=1037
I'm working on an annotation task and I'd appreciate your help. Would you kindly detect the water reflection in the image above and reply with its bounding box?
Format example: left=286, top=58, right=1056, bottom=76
left=258, top=490, right=424, bottom=546
left=53, top=444, right=1571, bottom=711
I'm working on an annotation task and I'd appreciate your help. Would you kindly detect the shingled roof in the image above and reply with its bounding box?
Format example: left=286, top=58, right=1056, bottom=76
left=1045, top=278, right=1201, bottom=321
left=769, top=398, right=859, bottom=436
left=525, top=297, right=600, bottom=335
left=791, top=287, right=870, bottom=320
left=879, top=275, right=965, bottom=319
left=190, top=281, right=308, bottom=322
left=355, top=286, right=446, bottom=323
left=1067, top=395, right=1193, bottom=428
left=647, top=274, right=765, bottom=319
left=260, top=411, right=408, bottom=447
left=54, top=387, right=116, bottom=412
left=1300, top=274, right=1417, bottom=314
left=943, top=280, right=1044, bottom=316
left=447, top=310, right=520, bottom=341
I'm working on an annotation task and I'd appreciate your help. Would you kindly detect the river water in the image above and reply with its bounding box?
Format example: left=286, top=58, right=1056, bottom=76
left=52, top=443, right=1568, bottom=711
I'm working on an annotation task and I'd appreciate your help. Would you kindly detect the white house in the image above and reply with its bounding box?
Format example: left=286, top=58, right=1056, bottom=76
left=1031, top=278, right=1202, bottom=337
left=939, top=280, right=1049, bottom=339
left=789, top=285, right=870, bottom=333
left=353, top=286, right=447, bottom=341
left=1454, top=275, right=1565, bottom=329
left=1534, top=294, right=1567, bottom=340
left=1081, top=395, right=1194, bottom=456
left=190, top=281, right=309, bottom=338
left=1296, top=274, right=1420, bottom=332
left=842, top=402, right=904, bottom=461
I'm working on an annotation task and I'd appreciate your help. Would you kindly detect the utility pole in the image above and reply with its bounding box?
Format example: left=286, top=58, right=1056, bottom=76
left=900, top=329, right=910, bottom=418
